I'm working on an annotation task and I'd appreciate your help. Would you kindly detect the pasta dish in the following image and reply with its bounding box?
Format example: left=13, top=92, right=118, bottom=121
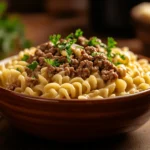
left=0, top=29, right=150, bottom=99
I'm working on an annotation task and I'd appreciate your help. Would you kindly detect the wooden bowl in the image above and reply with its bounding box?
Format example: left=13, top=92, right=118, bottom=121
left=0, top=56, right=150, bottom=141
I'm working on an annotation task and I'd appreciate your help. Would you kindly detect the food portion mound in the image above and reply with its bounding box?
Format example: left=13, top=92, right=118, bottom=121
left=0, top=29, right=150, bottom=99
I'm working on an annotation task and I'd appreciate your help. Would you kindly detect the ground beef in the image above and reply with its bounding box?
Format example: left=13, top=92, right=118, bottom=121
left=78, top=60, right=93, bottom=69
left=91, top=66, right=99, bottom=72
left=59, top=63, right=70, bottom=68
left=7, top=81, right=20, bottom=90
left=25, top=66, right=40, bottom=78
left=35, top=49, right=45, bottom=57
left=27, top=56, right=37, bottom=64
left=64, top=67, right=76, bottom=77
left=54, top=56, right=68, bottom=63
left=102, top=60, right=117, bottom=71
left=24, top=36, right=120, bottom=82
left=47, top=65, right=64, bottom=77
left=93, top=59, right=103, bottom=67
left=47, top=65, right=56, bottom=75
left=38, top=57, right=45, bottom=65
left=85, top=46, right=97, bottom=55
left=45, top=52, right=53, bottom=59
left=71, top=59, right=79, bottom=69
left=26, top=77, right=39, bottom=87
left=79, top=51, right=93, bottom=61
left=78, top=36, right=88, bottom=46
left=101, top=69, right=118, bottom=81
left=76, top=68, right=90, bottom=79
left=38, top=42, right=52, bottom=52
left=49, top=47, right=58, bottom=55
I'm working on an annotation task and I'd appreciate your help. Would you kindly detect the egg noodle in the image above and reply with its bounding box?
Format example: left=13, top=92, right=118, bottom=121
left=0, top=30, right=150, bottom=99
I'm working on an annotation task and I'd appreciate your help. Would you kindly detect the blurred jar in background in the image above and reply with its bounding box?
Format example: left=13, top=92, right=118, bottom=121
left=131, top=2, right=150, bottom=56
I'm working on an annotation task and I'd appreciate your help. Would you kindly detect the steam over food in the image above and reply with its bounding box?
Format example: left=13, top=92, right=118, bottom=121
left=0, top=29, right=150, bottom=99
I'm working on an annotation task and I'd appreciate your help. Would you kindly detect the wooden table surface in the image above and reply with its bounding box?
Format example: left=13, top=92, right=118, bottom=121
left=0, top=14, right=150, bottom=150
left=0, top=116, right=150, bottom=150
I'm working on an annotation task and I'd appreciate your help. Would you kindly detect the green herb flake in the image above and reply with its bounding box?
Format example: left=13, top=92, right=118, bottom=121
left=44, top=59, right=60, bottom=67
left=75, top=45, right=84, bottom=49
left=75, top=29, right=83, bottom=38
left=120, top=54, right=126, bottom=60
left=88, top=37, right=100, bottom=46
left=91, top=52, right=104, bottom=57
left=21, top=54, right=29, bottom=61
left=112, top=53, right=126, bottom=60
left=58, top=43, right=66, bottom=50
left=66, top=49, right=72, bottom=63
left=49, top=34, right=61, bottom=46
left=107, top=37, right=117, bottom=49
left=105, top=37, right=117, bottom=61
left=65, top=39, right=76, bottom=62
left=0, top=2, right=7, bottom=15
left=27, top=61, right=38, bottom=71
left=57, top=39, right=76, bottom=63
left=66, top=33, right=74, bottom=39
left=114, top=62, right=121, bottom=66
left=100, top=43, right=107, bottom=48
left=16, top=68, right=21, bottom=72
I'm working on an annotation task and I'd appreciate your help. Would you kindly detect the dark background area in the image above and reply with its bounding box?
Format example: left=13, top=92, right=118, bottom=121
left=6, top=0, right=149, bottom=38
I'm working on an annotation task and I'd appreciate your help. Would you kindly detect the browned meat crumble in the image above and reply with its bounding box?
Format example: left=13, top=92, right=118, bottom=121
left=25, top=39, right=119, bottom=81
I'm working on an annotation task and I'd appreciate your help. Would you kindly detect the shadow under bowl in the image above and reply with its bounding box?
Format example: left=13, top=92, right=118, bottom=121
left=0, top=56, right=150, bottom=141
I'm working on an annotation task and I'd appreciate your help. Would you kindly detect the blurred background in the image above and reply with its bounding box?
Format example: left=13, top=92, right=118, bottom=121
left=0, top=0, right=150, bottom=58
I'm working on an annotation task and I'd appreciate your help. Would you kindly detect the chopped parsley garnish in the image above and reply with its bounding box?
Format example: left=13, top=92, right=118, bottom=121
left=21, top=54, right=29, bottom=61
left=44, top=59, right=60, bottom=67
left=57, top=42, right=66, bottom=50
left=106, top=37, right=117, bottom=61
left=48, top=31, right=126, bottom=65
left=16, top=68, right=21, bottom=72
left=91, top=52, right=104, bottom=57
left=49, top=34, right=61, bottom=46
left=111, top=53, right=126, bottom=60
left=114, top=62, right=121, bottom=66
left=66, top=29, right=83, bottom=40
left=88, top=37, right=100, bottom=46
left=27, top=61, right=38, bottom=71
left=107, top=37, right=117, bottom=49
left=57, top=39, right=76, bottom=63
left=65, top=39, right=76, bottom=62
left=66, top=33, right=74, bottom=39
left=66, top=48, right=72, bottom=63
left=75, top=45, right=84, bottom=49
left=100, top=43, right=107, bottom=48
left=120, top=54, right=126, bottom=60
left=75, top=29, right=83, bottom=38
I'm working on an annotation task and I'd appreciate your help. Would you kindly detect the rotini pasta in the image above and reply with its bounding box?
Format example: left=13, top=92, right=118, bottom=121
left=0, top=29, right=150, bottom=100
